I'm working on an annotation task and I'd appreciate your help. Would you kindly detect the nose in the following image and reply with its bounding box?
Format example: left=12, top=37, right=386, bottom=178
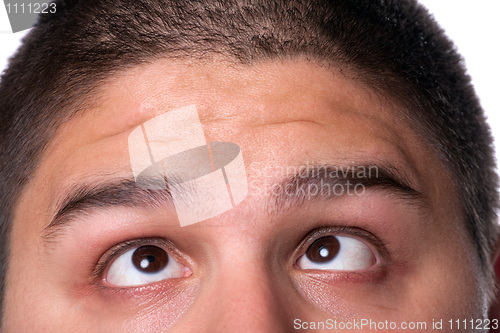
left=174, top=257, right=296, bottom=332
left=206, top=270, right=293, bottom=332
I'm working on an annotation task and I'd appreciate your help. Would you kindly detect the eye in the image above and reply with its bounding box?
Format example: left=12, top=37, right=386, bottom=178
left=297, top=235, right=376, bottom=271
left=105, top=244, right=190, bottom=287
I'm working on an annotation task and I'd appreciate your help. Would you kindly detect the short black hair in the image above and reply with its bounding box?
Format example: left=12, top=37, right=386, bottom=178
left=0, top=0, right=498, bottom=319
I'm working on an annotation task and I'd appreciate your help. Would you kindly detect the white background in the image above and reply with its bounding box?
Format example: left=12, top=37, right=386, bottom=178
left=0, top=1, right=499, bottom=165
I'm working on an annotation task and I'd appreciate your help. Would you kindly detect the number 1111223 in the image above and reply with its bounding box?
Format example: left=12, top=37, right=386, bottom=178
left=5, top=2, right=56, bottom=14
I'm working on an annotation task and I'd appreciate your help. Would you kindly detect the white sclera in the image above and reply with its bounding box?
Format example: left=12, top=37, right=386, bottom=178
left=297, top=236, right=375, bottom=271
left=106, top=247, right=186, bottom=287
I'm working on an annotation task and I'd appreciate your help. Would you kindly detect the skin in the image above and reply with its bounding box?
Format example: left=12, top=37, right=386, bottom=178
left=1, top=59, right=493, bottom=332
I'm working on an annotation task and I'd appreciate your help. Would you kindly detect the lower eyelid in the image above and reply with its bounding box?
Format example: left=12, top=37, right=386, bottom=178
left=94, top=275, right=200, bottom=310
left=294, top=266, right=389, bottom=285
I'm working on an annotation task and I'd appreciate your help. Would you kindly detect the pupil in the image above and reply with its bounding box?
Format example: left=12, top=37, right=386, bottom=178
left=132, top=245, right=168, bottom=273
left=305, top=236, right=340, bottom=263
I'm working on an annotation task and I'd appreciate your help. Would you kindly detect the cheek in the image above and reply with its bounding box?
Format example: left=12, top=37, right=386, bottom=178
left=290, top=270, right=405, bottom=321
left=66, top=278, right=200, bottom=332
left=104, top=282, right=199, bottom=332
left=4, top=271, right=199, bottom=332
left=290, top=256, right=483, bottom=323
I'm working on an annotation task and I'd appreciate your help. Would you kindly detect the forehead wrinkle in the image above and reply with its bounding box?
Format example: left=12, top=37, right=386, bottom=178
left=243, top=97, right=425, bottom=175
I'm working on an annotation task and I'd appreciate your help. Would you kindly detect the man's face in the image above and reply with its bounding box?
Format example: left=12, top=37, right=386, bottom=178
left=3, top=60, right=485, bottom=332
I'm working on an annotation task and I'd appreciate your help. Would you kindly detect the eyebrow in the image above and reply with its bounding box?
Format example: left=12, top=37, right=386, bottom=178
left=271, top=164, right=426, bottom=212
left=46, top=178, right=176, bottom=233
left=44, top=163, right=426, bottom=238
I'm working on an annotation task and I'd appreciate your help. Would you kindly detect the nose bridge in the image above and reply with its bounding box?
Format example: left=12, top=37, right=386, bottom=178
left=204, top=257, right=293, bottom=332
left=172, top=243, right=296, bottom=333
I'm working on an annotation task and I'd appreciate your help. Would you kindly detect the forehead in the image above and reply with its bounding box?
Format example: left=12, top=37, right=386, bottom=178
left=29, top=58, right=453, bottom=225
left=45, top=60, right=428, bottom=170
left=69, top=59, right=402, bottom=135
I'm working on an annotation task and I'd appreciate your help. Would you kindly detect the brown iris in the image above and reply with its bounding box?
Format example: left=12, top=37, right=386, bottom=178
left=131, top=245, right=169, bottom=273
left=305, top=236, right=340, bottom=263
